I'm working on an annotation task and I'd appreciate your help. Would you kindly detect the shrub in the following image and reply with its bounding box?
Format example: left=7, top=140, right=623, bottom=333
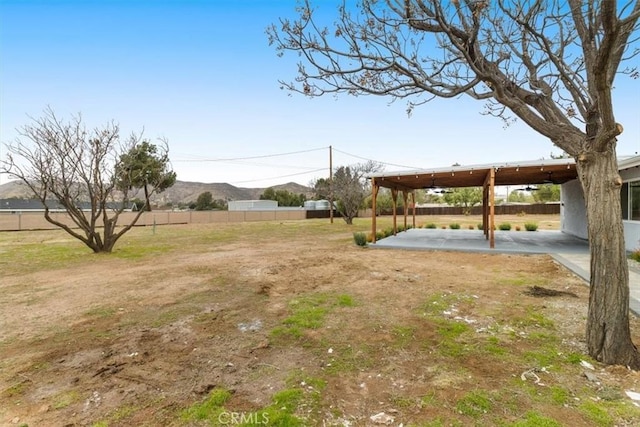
left=441, top=225, right=447, bottom=229
left=353, top=232, right=367, bottom=246
left=397, top=225, right=405, bottom=232
left=499, top=223, right=511, bottom=231
left=629, top=249, right=640, bottom=263
left=524, top=222, right=539, bottom=231
left=449, top=223, right=461, bottom=230
left=375, top=231, right=385, bottom=240
left=515, top=225, right=521, bottom=231
left=425, top=223, right=437, bottom=229
left=366, top=233, right=373, bottom=243
left=477, top=223, right=483, bottom=230
left=383, top=228, right=394, bottom=237
left=517, top=211, right=527, bottom=217
left=468, top=225, right=474, bottom=230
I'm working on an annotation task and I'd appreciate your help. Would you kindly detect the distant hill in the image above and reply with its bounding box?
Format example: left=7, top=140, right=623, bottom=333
left=0, top=180, right=313, bottom=206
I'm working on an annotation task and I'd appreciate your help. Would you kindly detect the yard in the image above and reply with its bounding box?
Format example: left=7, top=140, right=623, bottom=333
left=1, top=215, right=639, bottom=426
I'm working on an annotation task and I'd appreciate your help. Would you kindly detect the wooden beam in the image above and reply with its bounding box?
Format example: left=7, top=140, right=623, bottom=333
left=371, top=178, right=379, bottom=243
left=411, top=191, right=416, bottom=228
left=484, top=168, right=496, bottom=249
left=482, top=183, right=488, bottom=239
left=402, top=190, right=409, bottom=230
left=391, top=188, right=398, bottom=235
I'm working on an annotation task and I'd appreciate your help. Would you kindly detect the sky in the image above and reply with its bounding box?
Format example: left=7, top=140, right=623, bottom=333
left=1, top=0, right=639, bottom=188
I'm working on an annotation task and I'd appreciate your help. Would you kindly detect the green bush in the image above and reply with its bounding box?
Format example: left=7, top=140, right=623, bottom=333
left=353, top=232, right=367, bottom=247
left=375, top=231, right=385, bottom=240
left=425, top=223, right=437, bottom=229
left=397, top=225, right=405, bottom=232
left=468, top=225, right=474, bottom=230
left=477, top=223, right=483, bottom=230
left=629, top=249, right=640, bottom=263
left=383, top=228, right=394, bottom=237
left=499, top=223, right=512, bottom=231
left=524, top=222, right=539, bottom=231
left=449, top=223, right=461, bottom=230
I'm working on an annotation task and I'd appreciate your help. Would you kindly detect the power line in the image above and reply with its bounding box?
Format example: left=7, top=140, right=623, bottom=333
left=332, top=147, right=422, bottom=170
left=173, top=146, right=329, bottom=163
left=230, top=167, right=327, bottom=185
left=171, top=145, right=418, bottom=185
left=191, top=158, right=325, bottom=171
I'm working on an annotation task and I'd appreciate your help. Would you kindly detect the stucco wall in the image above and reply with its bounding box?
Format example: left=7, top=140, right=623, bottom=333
left=560, top=179, right=588, bottom=240
left=0, top=210, right=308, bottom=231
left=561, top=164, right=640, bottom=251
left=621, top=163, right=640, bottom=251
left=624, top=222, right=640, bottom=251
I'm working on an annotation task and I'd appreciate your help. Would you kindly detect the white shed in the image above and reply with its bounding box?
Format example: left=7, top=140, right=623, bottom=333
left=228, top=200, right=278, bottom=211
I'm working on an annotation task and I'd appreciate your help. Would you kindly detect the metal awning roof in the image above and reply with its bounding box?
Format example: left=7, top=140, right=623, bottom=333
left=370, top=158, right=578, bottom=190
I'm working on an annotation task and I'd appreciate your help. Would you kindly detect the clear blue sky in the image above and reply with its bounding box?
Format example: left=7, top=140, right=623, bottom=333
left=1, top=0, right=638, bottom=187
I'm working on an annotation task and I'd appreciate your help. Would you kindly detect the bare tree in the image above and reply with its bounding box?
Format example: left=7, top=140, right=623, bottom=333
left=334, top=161, right=383, bottom=224
left=268, top=1, right=640, bottom=367
left=1, top=108, right=176, bottom=253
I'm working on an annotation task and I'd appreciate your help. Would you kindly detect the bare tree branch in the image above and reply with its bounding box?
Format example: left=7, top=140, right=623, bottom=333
left=268, top=0, right=640, bottom=368
left=0, top=108, right=176, bottom=253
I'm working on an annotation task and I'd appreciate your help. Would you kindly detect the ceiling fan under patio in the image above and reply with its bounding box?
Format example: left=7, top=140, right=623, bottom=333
left=424, top=178, right=452, bottom=193
left=515, top=185, right=539, bottom=192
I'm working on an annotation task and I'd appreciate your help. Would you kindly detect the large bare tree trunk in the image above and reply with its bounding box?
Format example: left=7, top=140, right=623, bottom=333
left=578, top=149, right=640, bottom=368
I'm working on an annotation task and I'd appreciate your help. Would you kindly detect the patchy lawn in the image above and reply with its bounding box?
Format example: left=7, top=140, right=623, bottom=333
left=1, top=215, right=639, bottom=426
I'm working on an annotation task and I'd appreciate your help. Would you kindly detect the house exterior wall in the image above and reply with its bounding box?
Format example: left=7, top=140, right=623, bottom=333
left=621, top=160, right=640, bottom=251
left=560, top=179, right=588, bottom=240
left=561, top=157, right=640, bottom=252
left=624, top=222, right=640, bottom=251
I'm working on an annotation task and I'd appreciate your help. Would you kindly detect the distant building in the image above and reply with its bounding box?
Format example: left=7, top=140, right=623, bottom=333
left=228, top=200, right=278, bottom=211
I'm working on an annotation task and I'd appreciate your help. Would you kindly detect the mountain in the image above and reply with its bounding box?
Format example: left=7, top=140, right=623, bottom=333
left=0, top=180, right=313, bottom=206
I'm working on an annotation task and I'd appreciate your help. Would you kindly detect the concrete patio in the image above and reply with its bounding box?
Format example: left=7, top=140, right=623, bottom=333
left=371, top=228, right=640, bottom=315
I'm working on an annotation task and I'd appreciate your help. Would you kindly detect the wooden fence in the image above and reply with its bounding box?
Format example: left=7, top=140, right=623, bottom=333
left=0, top=203, right=559, bottom=231
left=0, top=210, right=307, bottom=232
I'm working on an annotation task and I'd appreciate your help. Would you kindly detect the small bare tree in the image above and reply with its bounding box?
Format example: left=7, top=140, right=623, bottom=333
left=1, top=108, right=176, bottom=253
left=334, top=161, right=383, bottom=224
left=269, top=1, right=640, bottom=367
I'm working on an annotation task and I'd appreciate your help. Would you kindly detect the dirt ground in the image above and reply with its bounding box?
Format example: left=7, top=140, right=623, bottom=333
left=1, top=216, right=640, bottom=426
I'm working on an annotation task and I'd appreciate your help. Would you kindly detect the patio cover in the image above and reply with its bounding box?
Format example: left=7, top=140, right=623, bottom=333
left=368, top=158, right=578, bottom=248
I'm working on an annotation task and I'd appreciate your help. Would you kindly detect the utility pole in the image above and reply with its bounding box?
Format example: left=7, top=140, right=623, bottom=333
left=329, top=145, right=334, bottom=224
